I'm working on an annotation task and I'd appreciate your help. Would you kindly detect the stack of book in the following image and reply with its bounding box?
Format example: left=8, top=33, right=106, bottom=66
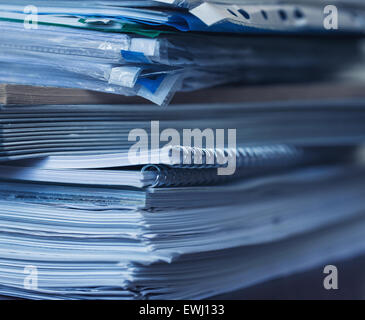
left=0, top=0, right=365, bottom=299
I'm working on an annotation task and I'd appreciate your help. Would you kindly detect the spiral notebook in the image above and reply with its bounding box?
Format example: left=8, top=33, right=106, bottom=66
left=0, top=145, right=353, bottom=187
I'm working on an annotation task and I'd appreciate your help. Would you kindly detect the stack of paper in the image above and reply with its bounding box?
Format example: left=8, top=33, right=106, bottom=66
left=1, top=0, right=365, bottom=300
left=1, top=160, right=365, bottom=299
left=0, top=99, right=364, bottom=299
left=0, top=0, right=365, bottom=104
left=1, top=100, right=365, bottom=161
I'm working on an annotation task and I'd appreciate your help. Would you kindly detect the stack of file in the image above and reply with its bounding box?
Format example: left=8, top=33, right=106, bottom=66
left=0, top=99, right=365, bottom=299
left=0, top=0, right=365, bottom=105
left=1, top=0, right=365, bottom=300
left=1, top=100, right=365, bottom=161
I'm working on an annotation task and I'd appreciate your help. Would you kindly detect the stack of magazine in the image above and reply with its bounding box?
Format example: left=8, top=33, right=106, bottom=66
left=0, top=0, right=365, bottom=300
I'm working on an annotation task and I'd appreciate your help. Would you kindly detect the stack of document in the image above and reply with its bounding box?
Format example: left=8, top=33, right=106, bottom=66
left=0, top=0, right=365, bottom=104
left=1, top=158, right=365, bottom=299
left=1, top=0, right=365, bottom=300
left=1, top=100, right=365, bottom=161
left=0, top=98, right=365, bottom=299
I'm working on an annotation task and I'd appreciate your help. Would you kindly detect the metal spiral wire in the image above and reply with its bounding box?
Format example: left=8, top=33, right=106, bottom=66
left=167, top=145, right=305, bottom=169
left=142, top=164, right=230, bottom=188
left=142, top=145, right=352, bottom=188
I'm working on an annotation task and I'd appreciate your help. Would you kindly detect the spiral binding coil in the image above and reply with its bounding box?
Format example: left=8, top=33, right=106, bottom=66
left=167, top=145, right=305, bottom=169
left=142, top=164, right=232, bottom=187
left=143, top=145, right=353, bottom=187
left=143, top=145, right=310, bottom=187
